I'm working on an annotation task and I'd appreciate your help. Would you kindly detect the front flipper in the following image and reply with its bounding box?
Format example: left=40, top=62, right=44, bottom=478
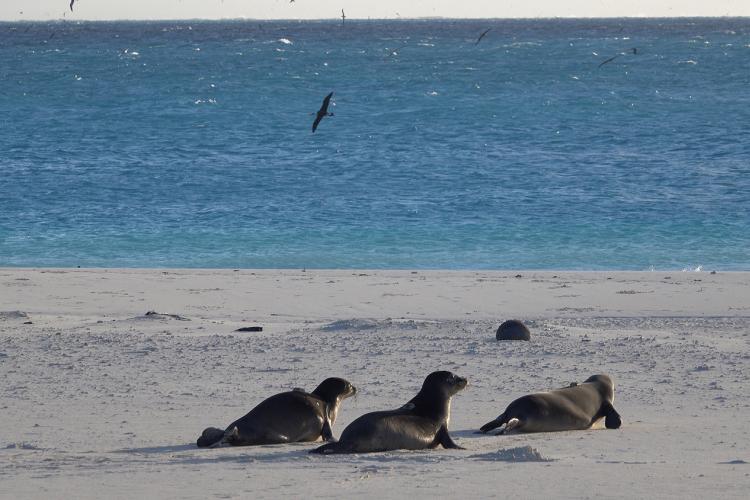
left=436, top=425, right=464, bottom=450
left=321, top=419, right=335, bottom=442
left=602, top=402, right=622, bottom=429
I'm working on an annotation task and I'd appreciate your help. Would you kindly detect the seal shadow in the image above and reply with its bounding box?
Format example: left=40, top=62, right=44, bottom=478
left=451, top=428, right=491, bottom=441
left=111, top=444, right=196, bottom=454
left=112, top=442, right=314, bottom=465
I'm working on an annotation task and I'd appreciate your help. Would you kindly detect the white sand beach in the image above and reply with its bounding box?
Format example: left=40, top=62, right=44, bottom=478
left=1, top=268, right=749, bottom=498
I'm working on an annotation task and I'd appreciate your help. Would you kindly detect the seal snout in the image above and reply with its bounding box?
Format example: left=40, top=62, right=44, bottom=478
left=447, top=373, right=468, bottom=396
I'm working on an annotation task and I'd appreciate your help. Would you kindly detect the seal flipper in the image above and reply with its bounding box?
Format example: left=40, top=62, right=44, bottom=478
left=196, top=427, right=225, bottom=448
left=310, top=441, right=345, bottom=454
left=321, top=419, right=335, bottom=442
left=601, top=402, right=622, bottom=429
left=478, top=412, right=508, bottom=434
left=224, top=425, right=292, bottom=446
left=499, top=417, right=522, bottom=435
left=222, top=426, right=242, bottom=446
left=436, top=425, right=463, bottom=450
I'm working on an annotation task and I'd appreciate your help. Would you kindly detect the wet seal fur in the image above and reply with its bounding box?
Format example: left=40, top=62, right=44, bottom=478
left=311, top=371, right=467, bottom=454
left=478, top=374, right=621, bottom=434
left=197, top=377, right=356, bottom=447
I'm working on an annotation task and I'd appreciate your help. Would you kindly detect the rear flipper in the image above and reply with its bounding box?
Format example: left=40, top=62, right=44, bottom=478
left=602, top=402, right=622, bottom=429
left=310, top=441, right=346, bottom=455
left=500, top=417, right=522, bottom=435
left=223, top=426, right=290, bottom=446
left=196, top=427, right=225, bottom=448
left=478, top=412, right=508, bottom=434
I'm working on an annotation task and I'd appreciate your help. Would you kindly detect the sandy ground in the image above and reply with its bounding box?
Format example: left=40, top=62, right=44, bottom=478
left=1, top=268, right=749, bottom=499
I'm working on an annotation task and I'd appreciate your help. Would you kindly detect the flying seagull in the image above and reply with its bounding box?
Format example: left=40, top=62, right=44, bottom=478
left=312, top=92, right=334, bottom=133
left=475, top=28, right=491, bottom=46
left=598, top=47, right=638, bottom=68
left=341, top=9, right=346, bottom=26
left=70, top=0, right=75, bottom=12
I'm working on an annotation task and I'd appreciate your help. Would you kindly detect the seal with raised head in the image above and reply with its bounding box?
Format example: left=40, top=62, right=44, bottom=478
left=311, top=370, right=467, bottom=454
left=197, top=377, right=356, bottom=447
left=478, top=374, right=621, bottom=434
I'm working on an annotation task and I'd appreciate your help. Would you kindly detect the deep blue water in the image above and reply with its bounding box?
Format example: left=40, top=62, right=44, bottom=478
left=1, top=18, right=749, bottom=269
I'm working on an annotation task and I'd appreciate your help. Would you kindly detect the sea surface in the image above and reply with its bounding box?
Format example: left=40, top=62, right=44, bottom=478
left=1, top=18, right=749, bottom=269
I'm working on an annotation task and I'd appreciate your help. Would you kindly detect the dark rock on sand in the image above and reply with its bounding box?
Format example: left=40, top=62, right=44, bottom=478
left=496, top=319, right=531, bottom=341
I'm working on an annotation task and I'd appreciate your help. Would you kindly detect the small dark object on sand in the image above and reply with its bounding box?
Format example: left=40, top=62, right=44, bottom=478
left=144, top=311, right=189, bottom=321
left=496, top=319, right=530, bottom=341
left=235, top=326, right=263, bottom=332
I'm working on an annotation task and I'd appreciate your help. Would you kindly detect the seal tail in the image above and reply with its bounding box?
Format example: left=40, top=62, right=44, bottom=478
left=196, top=427, right=226, bottom=448
left=479, top=412, right=508, bottom=434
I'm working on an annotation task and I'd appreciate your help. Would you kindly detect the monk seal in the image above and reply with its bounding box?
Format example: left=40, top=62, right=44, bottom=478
left=311, top=370, right=467, bottom=454
left=478, top=374, right=621, bottom=434
left=197, top=377, right=356, bottom=447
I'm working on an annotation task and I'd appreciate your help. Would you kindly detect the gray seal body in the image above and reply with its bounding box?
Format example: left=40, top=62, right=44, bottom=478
left=197, top=377, right=356, bottom=447
left=311, top=371, right=467, bottom=454
left=479, top=374, right=621, bottom=434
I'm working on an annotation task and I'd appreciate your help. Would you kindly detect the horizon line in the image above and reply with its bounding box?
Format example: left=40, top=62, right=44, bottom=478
left=2, top=15, right=749, bottom=23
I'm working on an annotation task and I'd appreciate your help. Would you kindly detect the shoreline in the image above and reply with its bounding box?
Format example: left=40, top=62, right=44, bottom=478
left=2, top=269, right=748, bottom=331
left=3, top=16, right=750, bottom=23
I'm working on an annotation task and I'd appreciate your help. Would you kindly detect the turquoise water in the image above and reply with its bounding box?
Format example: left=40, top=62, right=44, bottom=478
left=1, top=18, right=749, bottom=269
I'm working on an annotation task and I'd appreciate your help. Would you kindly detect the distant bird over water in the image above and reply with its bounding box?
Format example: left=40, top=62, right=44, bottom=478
left=342, top=9, right=346, bottom=26
left=312, top=92, right=334, bottom=133
left=475, top=28, right=491, bottom=46
left=69, top=0, right=75, bottom=12
left=598, top=47, right=638, bottom=68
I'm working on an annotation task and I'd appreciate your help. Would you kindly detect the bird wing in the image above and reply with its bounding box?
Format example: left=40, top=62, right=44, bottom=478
left=70, top=0, right=75, bottom=12
left=598, top=54, right=620, bottom=68
left=319, top=92, right=333, bottom=114
left=312, top=113, right=324, bottom=133
left=475, top=28, right=491, bottom=45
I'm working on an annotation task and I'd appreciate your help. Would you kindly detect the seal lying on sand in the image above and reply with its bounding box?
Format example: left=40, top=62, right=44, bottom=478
left=197, top=377, right=356, bottom=447
left=478, top=374, right=621, bottom=434
left=311, top=371, right=467, bottom=454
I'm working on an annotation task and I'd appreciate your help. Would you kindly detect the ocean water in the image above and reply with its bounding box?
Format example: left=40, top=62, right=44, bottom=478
left=1, top=18, right=749, bottom=270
